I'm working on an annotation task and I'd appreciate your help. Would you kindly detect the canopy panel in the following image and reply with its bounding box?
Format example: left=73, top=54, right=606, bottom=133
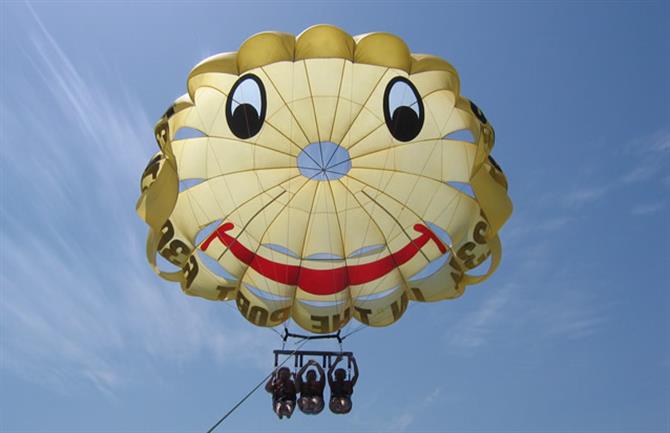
left=136, top=24, right=512, bottom=333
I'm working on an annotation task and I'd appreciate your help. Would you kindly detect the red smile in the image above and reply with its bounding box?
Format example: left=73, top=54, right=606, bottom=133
left=201, top=222, right=447, bottom=296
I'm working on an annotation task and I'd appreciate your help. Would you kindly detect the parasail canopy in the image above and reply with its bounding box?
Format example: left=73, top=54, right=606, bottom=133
left=137, top=24, right=512, bottom=334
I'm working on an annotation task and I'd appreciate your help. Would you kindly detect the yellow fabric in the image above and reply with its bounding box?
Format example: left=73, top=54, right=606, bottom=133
left=136, top=24, right=512, bottom=333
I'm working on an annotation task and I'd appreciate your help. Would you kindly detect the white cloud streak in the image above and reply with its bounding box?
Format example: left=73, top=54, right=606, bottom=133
left=0, top=6, right=274, bottom=395
left=559, top=129, right=669, bottom=208
left=631, top=201, right=665, bottom=216
left=449, top=285, right=513, bottom=349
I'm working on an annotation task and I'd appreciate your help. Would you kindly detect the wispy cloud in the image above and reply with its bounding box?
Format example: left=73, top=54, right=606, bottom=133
left=562, top=185, right=609, bottom=208
left=621, top=130, right=669, bottom=184
left=449, top=284, right=513, bottom=349
left=557, top=129, right=669, bottom=209
left=386, top=413, right=414, bottom=432
left=382, top=387, right=441, bottom=432
left=423, top=386, right=441, bottom=405
left=536, top=293, right=607, bottom=340
left=631, top=201, right=665, bottom=216
left=505, top=215, right=573, bottom=245
left=0, top=5, right=274, bottom=395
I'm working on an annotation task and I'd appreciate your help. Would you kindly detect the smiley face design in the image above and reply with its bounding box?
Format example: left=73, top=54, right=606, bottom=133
left=137, top=25, right=512, bottom=334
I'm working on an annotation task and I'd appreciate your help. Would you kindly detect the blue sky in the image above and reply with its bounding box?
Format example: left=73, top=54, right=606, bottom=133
left=1, top=1, right=668, bottom=432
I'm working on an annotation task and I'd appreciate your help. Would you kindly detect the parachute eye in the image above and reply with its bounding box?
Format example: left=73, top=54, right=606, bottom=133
left=226, top=74, right=266, bottom=139
left=383, top=77, right=424, bottom=142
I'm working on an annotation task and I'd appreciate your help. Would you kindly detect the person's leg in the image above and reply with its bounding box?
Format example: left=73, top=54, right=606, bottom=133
left=312, top=396, right=324, bottom=415
left=329, top=397, right=352, bottom=414
left=273, top=400, right=283, bottom=419
left=339, top=397, right=352, bottom=414
left=329, top=397, right=340, bottom=413
left=284, top=400, right=296, bottom=418
left=298, top=396, right=310, bottom=414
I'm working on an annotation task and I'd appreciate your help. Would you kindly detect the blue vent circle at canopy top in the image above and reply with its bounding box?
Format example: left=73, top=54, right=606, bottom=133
left=297, top=141, right=352, bottom=181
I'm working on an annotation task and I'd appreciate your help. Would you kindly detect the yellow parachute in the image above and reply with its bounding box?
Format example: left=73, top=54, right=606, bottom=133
left=137, top=24, right=512, bottom=334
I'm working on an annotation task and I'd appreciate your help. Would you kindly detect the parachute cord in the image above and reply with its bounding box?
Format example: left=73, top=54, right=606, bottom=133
left=205, top=337, right=311, bottom=433
left=270, top=326, right=284, bottom=339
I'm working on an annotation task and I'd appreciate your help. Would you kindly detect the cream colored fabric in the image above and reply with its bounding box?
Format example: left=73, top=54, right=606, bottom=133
left=136, top=24, right=512, bottom=333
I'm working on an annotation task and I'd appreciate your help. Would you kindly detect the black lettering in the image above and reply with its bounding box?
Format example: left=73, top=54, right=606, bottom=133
left=391, top=292, right=409, bottom=321
left=473, top=221, right=487, bottom=244
left=154, top=119, right=170, bottom=148
left=182, top=255, right=198, bottom=289
left=354, top=307, right=372, bottom=325
left=411, top=287, right=425, bottom=301
left=449, top=256, right=465, bottom=284
left=157, top=220, right=174, bottom=251
left=141, top=154, right=162, bottom=190
left=270, top=307, right=291, bottom=323
left=457, top=242, right=477, bottom=269
left=161, top=239, right=191, bottom=266
left=331, top=308, right=351, bottom=330
left=248, top=306, right=269, bottom=326
left=216, top=285, right=236, bottom=301
left=236, top=291, right=250, bottom=316
left=310, top=315, right=330, bottom=333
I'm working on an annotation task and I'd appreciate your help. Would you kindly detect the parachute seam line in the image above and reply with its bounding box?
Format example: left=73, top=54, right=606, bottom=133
left=405, top=139, right=444, bottom=219
left=338, top=180, right=379, bottom=277
left=326, top=136, right=474, bottom=173
left=347, top=168, right=473, bottom=221
left=325, top=182, right=342, bottom=324
left=327, top=59, right=347, bottom=143
left=338, top=182, right=407, bottom=305
left=213, top=189, right=287, bottom=262
left=190, top=94, right=219, bottom=139
left=324, top=107, right=384, bottom=168
left=288, top=59, right=295, bottom=309
left=336, top=124, right=413, bottom=313
left=260, top=65, right=317, bottom=160
left=205, top=88, right=229, bottom=133
left=340, top=174, right=433, bottom=253
left=435, top=93, right=462, bottom=138
left=192, top=173, right=303, bottom=240
left=336, top=180, right=412, bottom=324
left=188, top=83, right=312, bottom=163
left=232, top=173, right=321, bottom=320
left=288, top=176, right=324, bottom=327
left=325, top=178, right=351, bottom=331
left=205, top=137, right=238, bottom=222
left=217, top=171, right=318, bottom=260
left=179, top=133, right=297, bottom=159
left=360, top=190, right=429, bottom=263
left=186, top=167, right=299, bottom=190
left=186, top=163, right=389, bottom=188
left=251, top=168, right=276, bottom=299
left=262, top=120, right=320, bottom=167
left=335, top=67, right=389, bottom=148
left=264, top=94, right=363, bottom=123
left=302, top=60, right=325, bottom=167
left=335, top=122, right=386, bottom=163
left=205, top=337, right=311, bottom=433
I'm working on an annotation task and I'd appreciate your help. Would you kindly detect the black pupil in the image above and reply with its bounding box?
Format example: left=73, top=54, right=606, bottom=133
left=226, top=75, right=265, bottom=139
left=383, top=77, right=423, bottom=142
left=230, top=104, right=261, bottom=139
left=390, top=106, right=421, bottom=142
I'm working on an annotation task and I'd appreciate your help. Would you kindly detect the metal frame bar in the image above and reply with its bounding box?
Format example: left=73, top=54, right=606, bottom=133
left=273, top=350, right=353, bottom=368
left=282, top=328, right=343, bottom=344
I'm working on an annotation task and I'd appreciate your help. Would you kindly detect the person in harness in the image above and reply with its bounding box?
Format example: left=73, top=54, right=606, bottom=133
left=265, top=366, right=297, bottom=419
left=295, top=359, right=326, bottom=415
left=328, top=355, right=359, bottom=414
